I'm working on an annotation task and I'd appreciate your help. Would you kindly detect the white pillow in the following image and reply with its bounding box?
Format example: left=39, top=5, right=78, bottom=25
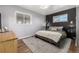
left=49, top=27, right=57, bottom=31
left=57, top=27, right=63, bottom=31
left=49, top=26, right=63, bottom=31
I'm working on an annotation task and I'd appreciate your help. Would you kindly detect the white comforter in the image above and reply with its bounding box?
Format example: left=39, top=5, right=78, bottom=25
left=36, top=30, right=62, bottom=43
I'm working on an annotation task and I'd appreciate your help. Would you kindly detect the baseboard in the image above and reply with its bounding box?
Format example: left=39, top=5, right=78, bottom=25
left=18, top=35, right=34, bottom=40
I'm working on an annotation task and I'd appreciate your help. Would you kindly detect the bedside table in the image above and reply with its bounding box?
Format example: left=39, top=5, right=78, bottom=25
left=63, top=26, right=76, bottom=40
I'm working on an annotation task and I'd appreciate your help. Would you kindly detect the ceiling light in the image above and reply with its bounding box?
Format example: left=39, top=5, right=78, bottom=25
left=40, top=5, right=50, bottom=9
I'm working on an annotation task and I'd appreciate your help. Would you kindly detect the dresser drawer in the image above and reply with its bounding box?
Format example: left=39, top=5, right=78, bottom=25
left=0, top=32, right=16, bottom=42
left=0, top=39, right=17, bottom=53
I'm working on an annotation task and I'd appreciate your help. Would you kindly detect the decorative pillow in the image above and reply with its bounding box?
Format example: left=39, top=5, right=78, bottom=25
left=49, top=27, right=58, bottom=31
left=49, top=26, right=63, bottom=31
left=57, top=27, right=63, bottom=31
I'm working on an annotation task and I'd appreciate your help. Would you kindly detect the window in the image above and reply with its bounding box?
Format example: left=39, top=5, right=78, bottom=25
left=16, top=11, right=32, bottom=24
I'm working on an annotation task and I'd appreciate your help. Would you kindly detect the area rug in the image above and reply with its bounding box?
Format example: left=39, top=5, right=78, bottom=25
left=22, top=37, right=71, bottom=53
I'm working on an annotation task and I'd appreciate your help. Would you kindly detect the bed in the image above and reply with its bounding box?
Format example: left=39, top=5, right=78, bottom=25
left=35, top=26, right=71, bottom=48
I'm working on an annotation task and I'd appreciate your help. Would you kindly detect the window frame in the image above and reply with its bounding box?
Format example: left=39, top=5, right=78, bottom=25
left=15, top=11, right=32, bottom=24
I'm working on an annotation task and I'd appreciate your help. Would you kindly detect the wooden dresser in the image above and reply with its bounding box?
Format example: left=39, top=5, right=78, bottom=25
left=0, top=32, right=17, bottom=53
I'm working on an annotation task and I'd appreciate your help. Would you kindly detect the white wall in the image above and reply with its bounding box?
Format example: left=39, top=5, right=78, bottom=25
left=0, top=5, right=45, bottom=39
left=76, top=6, right=79, bottom=46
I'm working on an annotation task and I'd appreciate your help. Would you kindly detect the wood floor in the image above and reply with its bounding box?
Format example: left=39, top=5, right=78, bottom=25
left=69, top=40, right=79, bottom=53
left=18, top=39, right=79, bottom=53
left=18, top=39, right=32, bottom=53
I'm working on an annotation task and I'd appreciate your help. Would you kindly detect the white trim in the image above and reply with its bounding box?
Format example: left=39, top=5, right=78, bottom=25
left=17, top=34, right=34, bottom=40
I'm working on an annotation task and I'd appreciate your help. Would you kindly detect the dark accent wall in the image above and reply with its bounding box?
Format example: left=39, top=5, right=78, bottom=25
left=0, top=14, right=1, bottom=29
left=46, top=8, right=76, bottom=29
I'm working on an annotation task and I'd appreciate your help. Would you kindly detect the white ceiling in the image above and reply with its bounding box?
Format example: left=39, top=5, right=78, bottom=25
left=18, top=5, right=76, bottom=15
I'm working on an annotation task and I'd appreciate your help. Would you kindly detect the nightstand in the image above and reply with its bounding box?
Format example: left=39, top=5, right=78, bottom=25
left=63, top=26, right=76, bottom=40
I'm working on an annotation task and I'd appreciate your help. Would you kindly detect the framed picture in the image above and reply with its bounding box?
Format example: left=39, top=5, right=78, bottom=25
left=53, top=14, right=68, bottom=23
